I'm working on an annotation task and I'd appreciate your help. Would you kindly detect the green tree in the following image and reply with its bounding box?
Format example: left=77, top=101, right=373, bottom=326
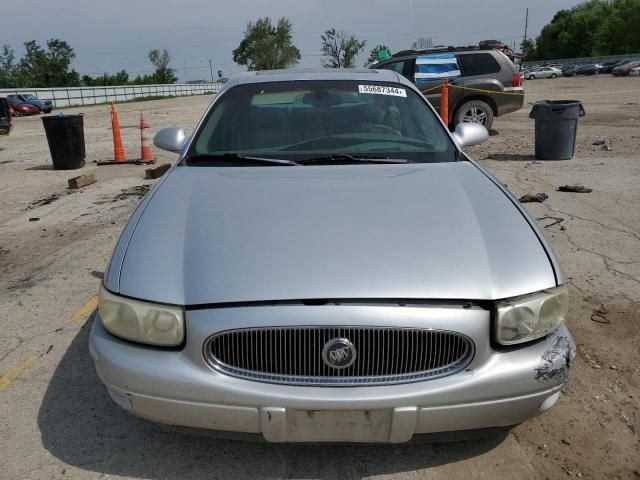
left=0, top=44, right=17, bottom=87
left=520, top=38, right=536, bottom=61
left=321, top=28, right=366, bottom=68
left=233, top=17, right=301, bottom=71
left=16, top=39, right=80, bottom=87
left=148, top=49, right=177, bottom=84
left=594, top=0, right=640, bottom=55
left=534, top=1, right=611, bottom=59
left=365, top=44, right=391, bottom=65
left=81, top=70, right=130, bottom=87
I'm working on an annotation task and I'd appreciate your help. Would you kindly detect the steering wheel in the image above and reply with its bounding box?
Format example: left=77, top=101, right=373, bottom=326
left=362, top=124, right=401, bottom=135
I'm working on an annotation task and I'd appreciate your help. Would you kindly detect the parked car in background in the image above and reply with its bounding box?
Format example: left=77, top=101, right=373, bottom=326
left=630, top=66, right=640, bottom=77
left=575, top=64, right=602, bottom=76
left=612, top=60, right=640, bottom=76
left=6, top=96, right=39, bottom=116
left=19, top=94, right=53, bottom=113
left=371, top=45, right=523, bottom=130
left=0, top=97, right=12, bottom=135
left=562, top=64, right=582, bottom=77
left=525, top=67, right=561, bottom=79
left=91, top=68, right=574, bottom=443
left=600, top=59, right=627, bottom=73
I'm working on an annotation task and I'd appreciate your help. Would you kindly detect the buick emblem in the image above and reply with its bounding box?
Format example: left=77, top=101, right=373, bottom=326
left=322, top=338, right=356, bottom=369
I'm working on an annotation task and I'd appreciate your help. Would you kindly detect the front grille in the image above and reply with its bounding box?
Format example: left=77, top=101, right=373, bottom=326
left=204, top=326, right=474, bottom=386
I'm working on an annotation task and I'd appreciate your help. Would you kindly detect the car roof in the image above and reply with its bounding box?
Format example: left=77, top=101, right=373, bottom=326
left=230, top=68, right=411, bottom=88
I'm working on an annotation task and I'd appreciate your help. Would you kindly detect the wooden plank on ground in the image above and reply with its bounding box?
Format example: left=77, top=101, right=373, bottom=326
left=145, top=163, right=171, bottom=179
left=67, top=174, right=97, bottom=189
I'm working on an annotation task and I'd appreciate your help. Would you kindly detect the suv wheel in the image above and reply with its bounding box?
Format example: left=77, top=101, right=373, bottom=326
left=455, top=100, right=494, bottom=130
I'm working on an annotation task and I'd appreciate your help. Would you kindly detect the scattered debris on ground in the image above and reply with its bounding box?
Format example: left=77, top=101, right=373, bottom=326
left=25, top=192, right=70, bottom=210
left=558, top=185, right=593, bottom=193
left=591, top=304, right=610, bottom=324
left=536, top=216, right=564, bottom=228
left=112, top=184, right=151, bottom=202
left=519, top=192, right=548, bottom=203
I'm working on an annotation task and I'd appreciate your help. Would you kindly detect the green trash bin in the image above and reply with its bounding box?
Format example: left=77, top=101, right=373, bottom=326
left=529, top=100, right=585, bottom=160
left=42, top=114, right=86, bottom=170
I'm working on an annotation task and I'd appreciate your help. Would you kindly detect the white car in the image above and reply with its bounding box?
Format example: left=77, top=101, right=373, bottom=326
left=526, top=67, right=562, bottom=80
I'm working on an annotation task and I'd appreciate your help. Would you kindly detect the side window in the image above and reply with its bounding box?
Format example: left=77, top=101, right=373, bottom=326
left=377, top=61, right=406, bottom=75
left=458, top=53, right=501, bottom=77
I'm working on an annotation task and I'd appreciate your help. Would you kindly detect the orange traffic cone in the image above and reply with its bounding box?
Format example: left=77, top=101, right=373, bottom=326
left=111, top=103, right=126, bottom=162
left=98, top=103, right=129, bottom=165
left=138, top=112, right=154, bottom=164
left=440, top=78, right=449, bottom=128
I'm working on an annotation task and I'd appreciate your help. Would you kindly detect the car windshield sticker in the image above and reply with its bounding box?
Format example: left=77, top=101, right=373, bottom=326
left=358, top=85, right=407, bottom=97
left=415, top=53, right=461, bottom=85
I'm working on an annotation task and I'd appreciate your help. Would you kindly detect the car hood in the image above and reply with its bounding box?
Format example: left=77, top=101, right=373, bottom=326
left=115, top=162, right=556, bottom=305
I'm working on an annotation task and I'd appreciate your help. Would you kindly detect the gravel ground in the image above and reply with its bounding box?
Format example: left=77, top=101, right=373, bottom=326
left=0, top=76, right=638, bottom=479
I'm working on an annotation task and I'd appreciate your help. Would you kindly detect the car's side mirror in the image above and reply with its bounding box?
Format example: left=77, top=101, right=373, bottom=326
left=154, top=127, right=188, bottom=153
left=452, top=123, right=489, bottom=148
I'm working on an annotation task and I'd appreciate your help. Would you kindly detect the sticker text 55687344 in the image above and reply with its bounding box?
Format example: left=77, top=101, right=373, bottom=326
left=358, top=85, right=407, bottom=97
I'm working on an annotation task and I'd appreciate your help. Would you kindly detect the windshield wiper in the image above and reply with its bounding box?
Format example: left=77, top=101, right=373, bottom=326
left=186, top=153, right=299, bottom=166
left=297, top=154, right=410, bottom=165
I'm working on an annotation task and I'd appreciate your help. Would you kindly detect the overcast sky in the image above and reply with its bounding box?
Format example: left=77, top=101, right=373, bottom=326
left=4, top=0, right=585, bottom=82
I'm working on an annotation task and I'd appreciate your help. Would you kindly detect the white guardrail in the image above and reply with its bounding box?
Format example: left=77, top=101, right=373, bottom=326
left=0, top=83, right=221, bottom=108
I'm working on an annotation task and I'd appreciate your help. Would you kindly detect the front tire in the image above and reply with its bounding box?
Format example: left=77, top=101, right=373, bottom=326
left=528, top=75, right=535, bottom=80
left=550, top=74, right=557, bottom=78
left=455, top=99, right=494, bottom=130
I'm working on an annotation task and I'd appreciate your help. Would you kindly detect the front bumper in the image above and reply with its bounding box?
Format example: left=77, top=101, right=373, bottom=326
left=89, top=305, right=575, bottom=443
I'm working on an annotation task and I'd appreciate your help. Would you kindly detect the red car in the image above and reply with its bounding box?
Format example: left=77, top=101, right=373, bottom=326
left=7, top=96, right=39, bottom=116
left=612, top=60, right=640, bottom=76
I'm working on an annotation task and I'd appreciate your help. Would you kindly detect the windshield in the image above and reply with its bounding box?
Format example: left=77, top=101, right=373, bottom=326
left=22, top=94, right=36, bottom=100
left=188, top=80, right=455, bottom=164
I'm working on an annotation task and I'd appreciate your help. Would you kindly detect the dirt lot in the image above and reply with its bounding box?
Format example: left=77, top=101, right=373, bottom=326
left=0, top=76, right=639, bottom=479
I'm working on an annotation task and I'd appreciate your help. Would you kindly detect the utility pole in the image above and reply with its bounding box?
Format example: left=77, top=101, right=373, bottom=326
left=523, top=8, right=529, bottom=47
left=408, top=0, right=416, bottom=47
left=209, top=59, right=214, bottom=83
left=521, top=7, right=529, bottom=68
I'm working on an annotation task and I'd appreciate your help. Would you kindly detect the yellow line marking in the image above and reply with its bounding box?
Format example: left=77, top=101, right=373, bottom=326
left=0, top=185, right=21, bottom=195
left=0, top=356, right=38, bottom=392
left=68, top=295, right=98, bottom=323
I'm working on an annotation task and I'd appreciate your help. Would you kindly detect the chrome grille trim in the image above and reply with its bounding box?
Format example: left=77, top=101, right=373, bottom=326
left=203, top=326, right=474, bottom=386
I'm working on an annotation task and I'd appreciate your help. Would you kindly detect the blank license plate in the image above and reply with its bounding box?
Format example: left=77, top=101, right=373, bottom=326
left=286, top=410, right=392, bottom=442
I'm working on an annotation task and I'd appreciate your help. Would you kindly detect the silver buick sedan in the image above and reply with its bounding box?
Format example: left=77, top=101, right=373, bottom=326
left=90, top=69, right=575, bottom=443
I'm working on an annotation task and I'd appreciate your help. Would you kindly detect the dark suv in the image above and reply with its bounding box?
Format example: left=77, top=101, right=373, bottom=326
left=0, top=97, right=12, bottom=136
left=370, top=46, right=524, bottom=129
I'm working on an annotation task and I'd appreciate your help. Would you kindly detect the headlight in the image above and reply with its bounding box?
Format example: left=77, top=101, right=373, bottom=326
left=494, top=285, right=568, bottom=345
left=98, top=284, right=184, bottom=346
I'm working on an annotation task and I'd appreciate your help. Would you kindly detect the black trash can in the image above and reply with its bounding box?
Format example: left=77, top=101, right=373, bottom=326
left=42, top=114, right=86, bottom=170
left=529, top=100, right=585, bottom=160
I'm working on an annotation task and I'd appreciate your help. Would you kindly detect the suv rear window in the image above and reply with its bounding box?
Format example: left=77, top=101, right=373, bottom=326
left=458, top=53, right=501, bottom=76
